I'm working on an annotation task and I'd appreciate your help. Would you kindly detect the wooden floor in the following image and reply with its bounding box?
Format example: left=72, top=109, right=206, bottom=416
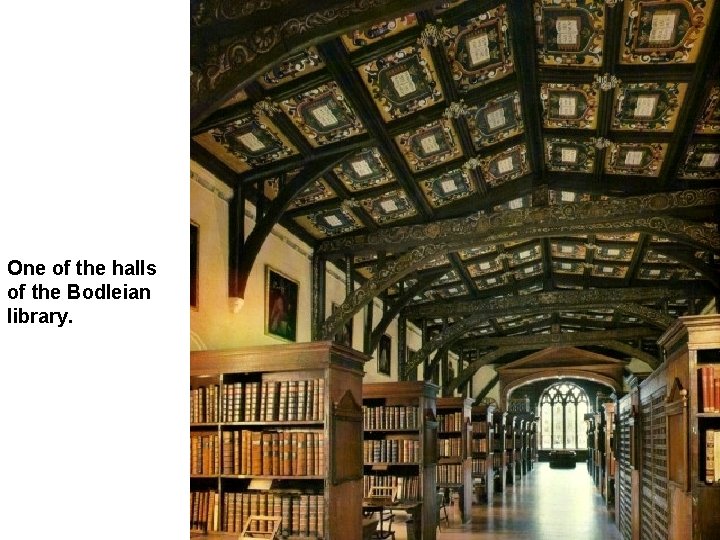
left=395, top=462, right=621, bottom=540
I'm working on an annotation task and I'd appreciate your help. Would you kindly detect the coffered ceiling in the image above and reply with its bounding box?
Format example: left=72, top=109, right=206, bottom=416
left=191, top=0, right=720, bottom=378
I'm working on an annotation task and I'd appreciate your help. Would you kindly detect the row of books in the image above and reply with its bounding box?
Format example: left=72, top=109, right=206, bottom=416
left=471, top=421, right=489, bottom=435
left=363, top=475, right=420, bottom=500
left=363, top=439, right=419, bottom=464
left=190, top=433, right=220, bottom=475
left=705, top=429, right=720, bottom=484
left=221, top=430, right=325, bottom=477
left=472, top=458, right=487, bottom=475
left=699, top=366, right=720, bottom=413
left=439, top=437, right=463, bottom=458
left=437, top=464, right=463, bottom=485
left=191, top=385, right=220, bottom=423
left=363, top=405, right=419, bottom=430
left=472, top=438, right=489, bottom=453
left=437, top=412, right=465, bottom=432
left=222, top=379, right=326, bottom=423
left=190, top=490, right=219, bottom=532
left=222, top=491, right=324, bottom=538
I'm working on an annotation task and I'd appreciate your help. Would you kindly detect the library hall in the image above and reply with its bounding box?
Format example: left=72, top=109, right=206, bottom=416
left=190, top=1, right=720, bottom=539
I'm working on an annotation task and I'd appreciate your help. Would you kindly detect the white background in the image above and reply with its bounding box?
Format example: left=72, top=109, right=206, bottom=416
left=1, top=3, right=187, bottom=537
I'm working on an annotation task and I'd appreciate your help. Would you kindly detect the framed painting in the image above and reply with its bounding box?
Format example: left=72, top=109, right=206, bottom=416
left=331, top=302, right=353, bottom=348
left=265, top=266, right=298, bottom=342
left=378, top=334, right=391, bottom=376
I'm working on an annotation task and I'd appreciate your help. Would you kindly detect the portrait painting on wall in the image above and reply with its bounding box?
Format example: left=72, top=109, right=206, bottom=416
left=378, top=334, right=391, bottom=376
left=265, top=266, right=298, bottom=342
left=331, top=302, right=353, bottom=348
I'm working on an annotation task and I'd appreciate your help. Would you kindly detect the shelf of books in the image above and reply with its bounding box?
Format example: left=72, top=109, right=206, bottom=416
left=471, top=404, right=496, bottom=503
left=363, top=381, right=439, bottom=540
left=492, top=411, right=507, bottom=493
left=659, top=314, right=720, bottom=539
left=514, top=412, right=535, bottom=475
left=436, top=397, right=473, bottom=523
left=190, top=341, right=368, bottom=539
left=505, top=415, right=517, bottom=485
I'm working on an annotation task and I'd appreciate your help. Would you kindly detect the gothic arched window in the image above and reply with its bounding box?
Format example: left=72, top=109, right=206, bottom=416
left=539, top=382, right=589, bottom=450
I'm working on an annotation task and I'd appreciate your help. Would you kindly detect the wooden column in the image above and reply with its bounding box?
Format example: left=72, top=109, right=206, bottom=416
left=311, top=250, right=326, bottom=341
left=228, top=180, right=245, bottom=301
left=398, top=314, right=407, bottom=381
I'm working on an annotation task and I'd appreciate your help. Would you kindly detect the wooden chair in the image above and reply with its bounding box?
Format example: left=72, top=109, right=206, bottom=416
left=436, top=491, right=449, bottom=530
left=365, top=486, right=398, bottom=539
left=238, top=515, right=282, bottom=539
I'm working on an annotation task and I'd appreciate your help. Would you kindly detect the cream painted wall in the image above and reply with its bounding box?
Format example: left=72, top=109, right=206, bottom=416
left=191, top=163, right=314, bottom=350
left=472, top=365, right=501, bottom=403
left=190, top=162, right=419, bottom=387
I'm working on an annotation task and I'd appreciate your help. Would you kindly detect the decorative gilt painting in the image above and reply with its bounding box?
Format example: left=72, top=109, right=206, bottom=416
left=279, top=82, right=365, bottom=147
left=540, top=83, right=598, bottom=129
left=394, top=119, right=462, bottom=172
left=420, top=168, right=475, bottom=207
left=545, top=138, right=595, bottom=173
left=289, top=179, right=336, bottom=210
left=480, top=144, right=529, bottom=187
left=678, top=144, right=720, bottom=179
left=466, top=92, right=524, bottom=149
left=341, top=14, right=418, bottom=52
left=696, top=86, right=720, bottom=133
left=360, top=189, right=417, bottom=225
left=620, top=0, right=713, bottom=64
left=533, top=0, right=605, bottom=67
left=611, top=82, right=686, bottom=131
left=257, top=47, right=324, bottom=89
left=193, top=113, right=298, bottom=173
left=442, top=4, right=515, bottom=92
left=333, top=148, right=396, bottom=192
left=294, top=206, right=362, bottom=238
left=605, top=143, right=667, bottom=177
left=359, top=43, right=443, bottom=122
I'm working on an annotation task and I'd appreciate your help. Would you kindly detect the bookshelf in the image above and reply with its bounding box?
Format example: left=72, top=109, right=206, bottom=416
left=436, top=397, right=473, bottom=523
left=584, top=413, right=595, bottom=478
left=492, top=411, right=507, bottom=493
left=471, top=404, right=495, bottom=503
left=658, top=314, right=720, bottom=539
left=363, top=381, right=439, bottom=540
left=602, top=401, right=616, bottom=506
left=505, top=414, right=517, bottom=486
left=190, top=341, right=368, bottom=539
left=514, top=413, right=536, bottom=475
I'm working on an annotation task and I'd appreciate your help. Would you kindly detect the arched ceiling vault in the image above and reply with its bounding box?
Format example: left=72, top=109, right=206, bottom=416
left=191, top=0, right=720, bottom=372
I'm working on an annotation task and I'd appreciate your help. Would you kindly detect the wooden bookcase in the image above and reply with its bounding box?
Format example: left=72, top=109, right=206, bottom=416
left=658, top=314, right=720, bottom=540
left=436, top=397, right=473, bottom=523
left=362, top=381, right=439, bottom=540
left=492, top=411, right=507, bottom=493
left=505, top=414, right=517, bottom=485
left=585, top=413, right=596, bottom=478
left=514, top=412, right=536, bottom=475
left=471, top=404, right=495, bottom=503
left=602, top=401, right=616, bottom=506
left=190, top=341, right=367, bottom=540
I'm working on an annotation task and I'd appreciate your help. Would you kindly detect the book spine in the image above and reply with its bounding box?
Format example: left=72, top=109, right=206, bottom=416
left=703, top=367, right=712, bottom=412
left=706, top=429, right=715, bottom=484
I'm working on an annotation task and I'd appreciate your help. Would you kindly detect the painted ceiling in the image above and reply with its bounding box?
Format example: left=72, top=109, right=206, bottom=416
left=191, top=0, right=720, bottom=367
